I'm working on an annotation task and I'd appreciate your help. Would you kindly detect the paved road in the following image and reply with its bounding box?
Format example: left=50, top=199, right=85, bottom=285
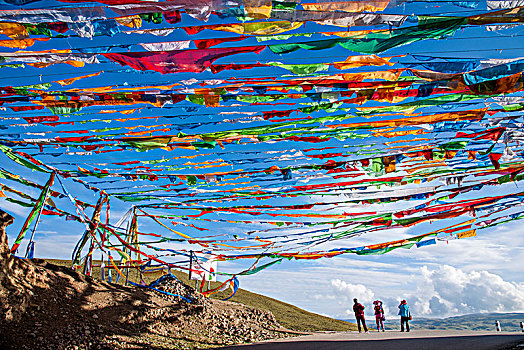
left=215, top=330, right=524, bottom=350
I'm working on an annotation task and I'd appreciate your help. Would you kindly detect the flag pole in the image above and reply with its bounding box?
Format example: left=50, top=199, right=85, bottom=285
left=10, top=171, right=55, bottom=255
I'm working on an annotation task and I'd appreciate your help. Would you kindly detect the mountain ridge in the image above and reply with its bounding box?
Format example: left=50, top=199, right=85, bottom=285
left=343, top=312, right=524, bottom=332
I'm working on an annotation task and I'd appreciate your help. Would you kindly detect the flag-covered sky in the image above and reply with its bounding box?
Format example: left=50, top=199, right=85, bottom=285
left=0, top=0, right=523, bottom=318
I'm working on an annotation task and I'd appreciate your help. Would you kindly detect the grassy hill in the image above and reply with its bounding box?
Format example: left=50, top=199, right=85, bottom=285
left=44, top=259, right=356, bottom=332
left=217, top=287, right=354, bottom=332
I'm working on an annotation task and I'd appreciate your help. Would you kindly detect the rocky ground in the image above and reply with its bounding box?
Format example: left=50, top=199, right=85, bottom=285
left=0, top=210, right=299, bottom=349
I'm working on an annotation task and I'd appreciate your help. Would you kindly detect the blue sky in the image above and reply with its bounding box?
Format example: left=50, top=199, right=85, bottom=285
left=1, top=0, right=524, bottom=319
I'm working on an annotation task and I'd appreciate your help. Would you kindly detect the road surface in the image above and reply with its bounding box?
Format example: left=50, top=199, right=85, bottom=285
left=216, top=330, right=524, bottom=350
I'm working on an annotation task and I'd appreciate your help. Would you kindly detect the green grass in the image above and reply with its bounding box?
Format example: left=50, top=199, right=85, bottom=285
left=41, top=259, right=356, bottom=332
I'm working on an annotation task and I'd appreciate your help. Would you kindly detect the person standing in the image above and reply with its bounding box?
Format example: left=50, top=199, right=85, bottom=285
left=353, top=298, right=369, bottom=333
left=373, top=300, right=385, bottom=332
left=398, top=299, right=410, bottom=332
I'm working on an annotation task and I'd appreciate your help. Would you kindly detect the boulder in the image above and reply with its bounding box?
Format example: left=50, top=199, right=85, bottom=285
left=0, top=209, right=14, bottom=280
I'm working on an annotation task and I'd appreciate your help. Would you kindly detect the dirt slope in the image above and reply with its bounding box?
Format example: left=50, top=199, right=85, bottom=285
left=0, top=209, right=297, bottom=349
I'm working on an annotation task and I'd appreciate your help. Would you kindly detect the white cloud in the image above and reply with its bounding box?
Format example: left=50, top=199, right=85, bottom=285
left=239, top=220, right=524, bottom=319
left=331, top=279, right=375, bottom=302
left=393, top=220, right=524, bottom=282
left=316, top=265, right=524, bottom=319
left=330, top=279, right=376, bottom=316
left=408, top=265, right=524, bottom=317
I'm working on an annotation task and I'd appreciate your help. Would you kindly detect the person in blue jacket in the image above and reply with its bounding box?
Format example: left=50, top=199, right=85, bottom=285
left=398, top=299, right=411, bottom=332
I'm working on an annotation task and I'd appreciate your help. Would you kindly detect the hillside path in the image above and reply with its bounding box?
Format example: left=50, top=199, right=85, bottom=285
left=215, top=330, right=524, bottom=350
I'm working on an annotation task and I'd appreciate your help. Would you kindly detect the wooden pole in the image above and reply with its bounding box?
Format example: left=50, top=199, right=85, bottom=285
left=115, top=206, right=134, bottom=284
left=24, top=173, right=54, bottom=258
left=72, top=193, right=107, bottom=268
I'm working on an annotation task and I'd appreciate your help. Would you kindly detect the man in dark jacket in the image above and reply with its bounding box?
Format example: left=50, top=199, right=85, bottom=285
left=353, top=298, right=369, bottom=333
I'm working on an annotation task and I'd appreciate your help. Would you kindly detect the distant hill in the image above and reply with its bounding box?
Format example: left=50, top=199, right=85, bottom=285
left=340, top=313, right=523, bottom=332
left=407, top=313, right=524, bottom=332
left=341, top=313, right=524, bottom=332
